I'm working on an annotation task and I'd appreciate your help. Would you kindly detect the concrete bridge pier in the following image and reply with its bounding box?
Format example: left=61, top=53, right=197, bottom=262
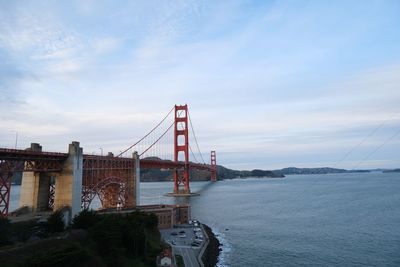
left=134, top=151, right=140, bottom=206
left=54, top=141, right=83, bottom=218
left=123, top=151, right=140, bottom=207
left=20, top=143, right=52, bottom=212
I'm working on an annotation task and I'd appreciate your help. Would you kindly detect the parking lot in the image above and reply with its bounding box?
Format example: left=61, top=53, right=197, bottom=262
left=160, top=221, right=207, bottom=267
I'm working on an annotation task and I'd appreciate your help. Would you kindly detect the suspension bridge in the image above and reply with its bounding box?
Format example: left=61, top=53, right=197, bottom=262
left=0, top=104, right=217, bottom=218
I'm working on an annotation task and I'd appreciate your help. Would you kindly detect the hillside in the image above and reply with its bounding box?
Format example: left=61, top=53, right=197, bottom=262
left=140, top=165, right=284, bottom=182
left=216, top=166, right=284, bottom=179
left=383, top=169, right=400, bottom=173
left=274, top=167, right=370, bottom=175
left=0, top=211, right=162, bottom=267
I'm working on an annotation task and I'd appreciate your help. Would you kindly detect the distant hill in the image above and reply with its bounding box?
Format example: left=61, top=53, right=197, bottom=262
left=216, top=166, right=284, bottom=179
left=383, top=169, right=400, bottom=173
left=141, top=165, right=284, bottom=182
left=273, top=167, right=370, bottom=175
left=139, top=156, right=284, bottom=181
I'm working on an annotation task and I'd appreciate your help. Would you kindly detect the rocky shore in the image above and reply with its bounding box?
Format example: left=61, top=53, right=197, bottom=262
left=202, top=224, right=222, bottom=267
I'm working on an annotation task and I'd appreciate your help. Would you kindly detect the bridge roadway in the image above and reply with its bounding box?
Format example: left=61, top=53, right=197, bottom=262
left=0, top=148, right=212, bottom=172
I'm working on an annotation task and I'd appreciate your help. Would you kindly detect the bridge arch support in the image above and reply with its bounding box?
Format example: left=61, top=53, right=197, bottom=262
left=96, top=177, right=127, bottom=209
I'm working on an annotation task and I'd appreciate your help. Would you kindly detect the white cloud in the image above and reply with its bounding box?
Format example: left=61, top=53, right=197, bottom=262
left=47, top=59, right=83, bottom=76
left=1, top=1, right=400, bottom=169
left=93, top=37, right=122, bottom=54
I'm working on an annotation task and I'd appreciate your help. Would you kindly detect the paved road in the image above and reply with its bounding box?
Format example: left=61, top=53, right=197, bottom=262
left=173, top=246, right=199, bottom=267
left=161, top=223, right=206, bottom=267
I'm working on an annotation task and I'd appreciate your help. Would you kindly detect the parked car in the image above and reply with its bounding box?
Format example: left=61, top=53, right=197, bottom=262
left=191, top=242, right=200, bottom=247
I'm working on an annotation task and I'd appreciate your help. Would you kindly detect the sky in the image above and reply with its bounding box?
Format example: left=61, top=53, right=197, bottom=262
left=1, top=0, right=400, bottom=170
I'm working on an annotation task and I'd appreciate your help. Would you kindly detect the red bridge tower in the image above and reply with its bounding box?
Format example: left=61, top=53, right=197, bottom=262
left=210, top=150, right=217, bottom=182
left=174, top=105, right=190, bottom=194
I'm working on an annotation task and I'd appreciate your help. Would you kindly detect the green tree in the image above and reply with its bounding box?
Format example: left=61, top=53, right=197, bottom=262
left=144, top=213, right=158, bottom=229
left=90, top=215, right=124, bottom=256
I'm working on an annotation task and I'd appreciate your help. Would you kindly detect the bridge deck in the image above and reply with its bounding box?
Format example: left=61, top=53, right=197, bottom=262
left=0, top=148, right=212, bottom=172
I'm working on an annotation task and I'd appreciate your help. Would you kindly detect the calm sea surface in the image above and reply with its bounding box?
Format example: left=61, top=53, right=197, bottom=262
left=10, top=172, right=400, bottom=266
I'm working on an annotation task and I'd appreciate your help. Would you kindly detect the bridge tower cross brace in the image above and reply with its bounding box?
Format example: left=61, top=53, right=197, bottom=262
left=211, top=150, right=217, bottom=182
left=174, top=104, right=190, bottom=194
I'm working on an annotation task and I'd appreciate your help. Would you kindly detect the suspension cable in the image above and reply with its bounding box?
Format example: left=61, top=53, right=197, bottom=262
left=140, top=121, right=174, bottom=157
left=119, top=106, right=208, bottom=166
left=117, top=106, right=174, bottom=157
left=188, top=110, right=206, bottom=164
left=140, top=109, right=184, bottom=158
left=351, top=126, right=400, bottom=170
left=189, top=144, right=199, bottom=163
left=331, top=112, right=399, bottom=169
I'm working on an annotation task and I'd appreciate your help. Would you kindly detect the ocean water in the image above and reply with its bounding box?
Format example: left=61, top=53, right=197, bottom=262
left=9, top=172, right=400, bottom=266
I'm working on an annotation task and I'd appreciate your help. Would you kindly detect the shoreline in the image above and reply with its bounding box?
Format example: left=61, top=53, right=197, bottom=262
left=201, top=224, right=222, bottom=267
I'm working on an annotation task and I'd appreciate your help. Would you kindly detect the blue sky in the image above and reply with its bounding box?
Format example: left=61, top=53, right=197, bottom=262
left=1, top=0, right=399, bottom=170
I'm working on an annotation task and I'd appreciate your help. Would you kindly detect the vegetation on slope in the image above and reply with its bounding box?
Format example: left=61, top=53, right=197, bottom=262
left=0, top=210, right=162, bottom=267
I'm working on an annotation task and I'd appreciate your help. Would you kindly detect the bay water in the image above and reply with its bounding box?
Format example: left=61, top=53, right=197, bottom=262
left=9, top=172, right=400, bottom=266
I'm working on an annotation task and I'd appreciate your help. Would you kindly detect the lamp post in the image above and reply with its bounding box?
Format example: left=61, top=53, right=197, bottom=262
left=14, top=131, right=18, bottom=149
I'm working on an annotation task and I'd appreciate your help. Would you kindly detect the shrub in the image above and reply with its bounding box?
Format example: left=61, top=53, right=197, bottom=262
left=25, top=243, right=89, bottom=267
left=72, top=209, right=99, bottom=230
left=47, top=210, right=65, bottom=233
left=0, top=216, right=11, bottom=246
